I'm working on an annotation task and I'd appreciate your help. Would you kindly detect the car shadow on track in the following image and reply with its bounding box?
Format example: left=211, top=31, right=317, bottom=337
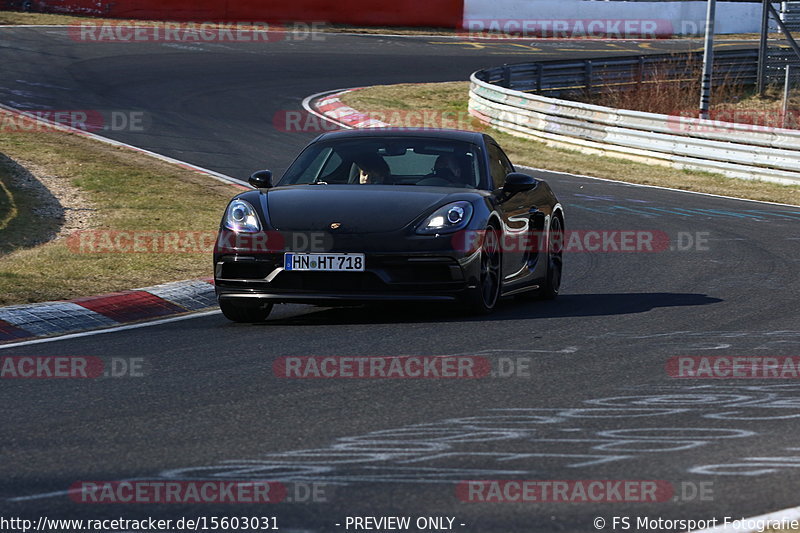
left=257, top=292, right=722, bottom=326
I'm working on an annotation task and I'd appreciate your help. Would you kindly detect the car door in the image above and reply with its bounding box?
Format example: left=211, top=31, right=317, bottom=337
left=486, top=141, right=538, bottom=281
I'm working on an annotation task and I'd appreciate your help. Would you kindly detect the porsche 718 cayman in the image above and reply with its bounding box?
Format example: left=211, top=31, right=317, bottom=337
left=213, top=128, right=564, bottom=322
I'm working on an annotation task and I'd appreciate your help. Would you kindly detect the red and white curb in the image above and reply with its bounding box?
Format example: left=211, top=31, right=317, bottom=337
left=0, top=103, right=248, bottom=344
left=303, top=88, right=389, bottom=130
left=0, top=278, right=216, bottom=343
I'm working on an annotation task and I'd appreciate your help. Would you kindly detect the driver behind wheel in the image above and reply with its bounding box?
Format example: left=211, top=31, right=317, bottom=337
left=356, top=156, right=391, bottom=184
left=432, top=153, right=467, bottom=184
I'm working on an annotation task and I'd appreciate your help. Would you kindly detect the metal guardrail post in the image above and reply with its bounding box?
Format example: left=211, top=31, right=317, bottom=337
left=759, top=0, right=771, bottom=94
left=783, top=65, right=793, bottom=127
left=585, top=60, right=593, bottom=94
left=700, top=0, right=717, bottom=119
left=638, top=57, right=646, bottom=84
left=536, top=64, right=543, bottom=92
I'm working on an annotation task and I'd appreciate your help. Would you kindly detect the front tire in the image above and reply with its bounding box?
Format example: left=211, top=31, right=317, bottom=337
left=466, top=226, right=502, bottom=314
left=539, top=214, right=563, bottom=300
left=219, top=299, right=273, bottom=323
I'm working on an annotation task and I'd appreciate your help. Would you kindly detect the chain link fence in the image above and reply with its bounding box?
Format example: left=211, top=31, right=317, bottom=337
left=766, top=1, right=800, bottom=85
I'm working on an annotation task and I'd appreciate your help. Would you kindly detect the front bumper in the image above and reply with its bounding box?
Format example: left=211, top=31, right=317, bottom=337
left=214, top=251, right=479, bottom=305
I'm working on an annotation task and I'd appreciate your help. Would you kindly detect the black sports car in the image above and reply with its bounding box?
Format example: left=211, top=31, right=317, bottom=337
left=213, top=128, right=564, bottom=322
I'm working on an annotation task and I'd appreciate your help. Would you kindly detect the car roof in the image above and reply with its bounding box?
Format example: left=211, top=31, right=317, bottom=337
left=315, top=128, right=486, bottom=144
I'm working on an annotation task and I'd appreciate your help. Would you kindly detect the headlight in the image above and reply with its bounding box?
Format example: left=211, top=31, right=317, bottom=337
left=223, top=199, right=261, bottom=233
left=416, top=201, right=473, bottom=235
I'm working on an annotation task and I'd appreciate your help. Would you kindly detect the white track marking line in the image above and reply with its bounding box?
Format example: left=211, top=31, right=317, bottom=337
left=692, top=505, right=800, bottom=532
left=0, top=310, right=220, bottom=350
left=8, top=489, right=74, bottom=502
left=0, top=102, right=247, bottom=188
left=518, top=165, right=800, bottom=209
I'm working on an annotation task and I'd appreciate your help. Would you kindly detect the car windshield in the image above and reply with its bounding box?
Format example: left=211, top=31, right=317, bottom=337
left=278, top=137, right=484, bottom=188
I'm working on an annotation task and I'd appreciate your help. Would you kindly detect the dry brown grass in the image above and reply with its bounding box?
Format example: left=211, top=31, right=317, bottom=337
left=713, top=86, right=800, bottom=129
left=581, top=55, right=748, bottom=116
left=580, top=54, right=800, bottom=130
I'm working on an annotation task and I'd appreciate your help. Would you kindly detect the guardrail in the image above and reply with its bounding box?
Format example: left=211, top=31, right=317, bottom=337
left=469, top=50, right=800, bottom=185
left=474, top=50, right=760, bottom=97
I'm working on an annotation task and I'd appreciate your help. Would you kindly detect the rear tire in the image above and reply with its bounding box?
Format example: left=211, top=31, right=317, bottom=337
left=466, top=226, right=502, bottom=314
left=219, top=300, right=273, bottom=323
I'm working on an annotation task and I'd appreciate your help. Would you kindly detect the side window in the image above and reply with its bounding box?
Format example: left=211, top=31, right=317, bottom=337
left=487, top=143, right=514, bottom=189
left=499, top=148, right=515, bottom=175
left=285, top=147, right=339, bottom=184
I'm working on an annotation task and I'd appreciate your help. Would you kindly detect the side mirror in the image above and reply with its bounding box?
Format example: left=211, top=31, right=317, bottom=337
left=249, top=170, right=273, bottom=189
left=503, top=172, right=538, bottom=194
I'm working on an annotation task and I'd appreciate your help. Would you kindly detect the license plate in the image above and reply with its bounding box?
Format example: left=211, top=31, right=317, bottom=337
left=284, top=253, right=365, bottom=272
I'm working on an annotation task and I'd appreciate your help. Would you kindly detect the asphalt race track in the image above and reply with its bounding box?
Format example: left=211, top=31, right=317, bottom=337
left=1, top=26, right=800, bottom=533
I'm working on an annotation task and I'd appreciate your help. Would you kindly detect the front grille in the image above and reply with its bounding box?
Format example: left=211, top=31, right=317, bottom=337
left=271, top=271, right=385, bottom=291
left=382, top=263, right=455, bottom=283
left=218, top=260, right=274, bottom=279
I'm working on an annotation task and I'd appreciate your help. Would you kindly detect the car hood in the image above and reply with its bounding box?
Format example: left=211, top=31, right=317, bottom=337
left=264, top=185, right=457, bottom=233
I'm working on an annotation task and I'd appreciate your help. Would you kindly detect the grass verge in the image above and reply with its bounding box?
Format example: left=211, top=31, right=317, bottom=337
left=339, top=81, right=800, bottom=206
left=0, top=112, right=239, bottom=306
